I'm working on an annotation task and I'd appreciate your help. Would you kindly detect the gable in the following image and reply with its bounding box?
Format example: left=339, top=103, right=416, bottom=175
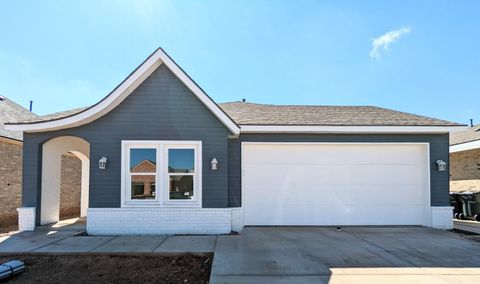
left=90, top=63, right=233, bottom=136
left=5, top=48, right=240, bottom=135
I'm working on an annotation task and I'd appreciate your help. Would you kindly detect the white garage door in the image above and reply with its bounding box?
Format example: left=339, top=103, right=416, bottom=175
left=242, top=143, right=430, bottom=226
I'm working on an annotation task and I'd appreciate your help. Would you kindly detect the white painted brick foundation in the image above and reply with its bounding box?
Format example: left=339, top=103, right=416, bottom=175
left=431, top=206, right=454, bottom=230
left=87, top=207, right=239, bottom=235
left=86, top=206, right=450, bottom=235
left=231, top=207, right=244, bottom=232
left=17, top=207, right=36, bottom=231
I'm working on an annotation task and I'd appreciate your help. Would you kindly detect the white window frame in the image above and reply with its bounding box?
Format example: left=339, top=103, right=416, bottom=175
left=121, top=140, right=202, bottom=207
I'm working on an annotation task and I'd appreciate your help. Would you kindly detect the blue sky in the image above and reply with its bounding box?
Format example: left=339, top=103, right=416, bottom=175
left=0, top=1, right=479, bottom=124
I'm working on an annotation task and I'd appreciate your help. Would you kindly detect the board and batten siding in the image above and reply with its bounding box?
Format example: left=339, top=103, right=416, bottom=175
left=22, top=64, right=232, bottom=223
left=228, top=134, right=450, bottom=207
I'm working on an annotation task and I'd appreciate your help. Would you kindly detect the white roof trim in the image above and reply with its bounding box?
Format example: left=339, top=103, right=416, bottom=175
left=240, top=125, right=468, bottom=134
left=450, top=140, right=480, bottom=153
left=5, top=48, right=240, bottom=135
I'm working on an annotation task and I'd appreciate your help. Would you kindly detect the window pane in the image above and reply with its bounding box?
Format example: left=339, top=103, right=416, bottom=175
left=130, top=148, right=156, bottom=173
left=131, top=175, right=156, bottom=199
left=168, top=149, right=194, bottom=173
left=169, top=175, right=193, bottom=200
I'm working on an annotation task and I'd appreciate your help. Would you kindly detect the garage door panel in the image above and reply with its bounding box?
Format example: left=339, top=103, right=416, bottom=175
left=244, top=144, right=425, bottom=165
left=245, top=204, right=425, bottom=226
left=245, top=184, right=424, bottom=206
left=340, top=185, right=424, bottom=205
left=243, top=144, right=429, bottom=226
left=243, top=164, right=425, bottom=186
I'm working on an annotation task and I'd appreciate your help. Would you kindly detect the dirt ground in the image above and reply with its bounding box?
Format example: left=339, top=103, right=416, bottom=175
left=0, top=254, right=212, bottom=283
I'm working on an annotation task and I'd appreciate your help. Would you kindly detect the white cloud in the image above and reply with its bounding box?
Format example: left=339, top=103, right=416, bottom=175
left=370, top=26, right=411, bottom=59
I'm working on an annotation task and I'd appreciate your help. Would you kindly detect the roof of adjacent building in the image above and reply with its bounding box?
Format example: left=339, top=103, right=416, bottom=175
left=218, top=102, right=464, bottom=127
left=0, top=96, right=37, bottom=141
left=6, top=100, right=464, bottom=128
left=11, top=106, right=89, bottom=124
left=450, top=124, right=480, bottom=145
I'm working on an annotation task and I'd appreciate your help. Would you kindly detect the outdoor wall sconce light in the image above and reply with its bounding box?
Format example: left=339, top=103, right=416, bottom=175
left=436, top=160, right=447, bottom=171
left=99, top=157, right=108, bottom=170
left=211, top=158, right=218, bottom=171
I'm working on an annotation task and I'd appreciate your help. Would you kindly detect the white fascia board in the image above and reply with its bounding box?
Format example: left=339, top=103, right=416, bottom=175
left=450, top=140, right=480, bottom=153
left=5, top=48, right=240, bottom=135
left=240, top=125, right=468, bottom=134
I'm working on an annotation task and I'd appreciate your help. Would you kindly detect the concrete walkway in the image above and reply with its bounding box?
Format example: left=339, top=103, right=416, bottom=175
left=210, top=226, right=480, bottom=283
left=0, top=218, right=215, bottom=254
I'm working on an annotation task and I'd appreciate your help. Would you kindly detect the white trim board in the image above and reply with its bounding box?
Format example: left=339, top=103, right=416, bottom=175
left=450, top=140, right=480, bottom=153
left=240, top=125, right=467, bottom=134
left=5, top=48, right=240, bottom=135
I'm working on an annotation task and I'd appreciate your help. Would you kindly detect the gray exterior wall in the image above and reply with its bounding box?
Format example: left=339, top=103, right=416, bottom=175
left=22, top=64, right=232, bottom=223
left=228, top=134, right=450, bottom=207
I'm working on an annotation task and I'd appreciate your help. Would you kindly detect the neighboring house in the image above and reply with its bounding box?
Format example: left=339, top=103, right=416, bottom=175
left=5, top=48, right=466, bottom=235
left=0, top=96, right=82, bottom=226
left=450, top=124, right=480, bottom=192
left=130, top=160, right=156, bottom=199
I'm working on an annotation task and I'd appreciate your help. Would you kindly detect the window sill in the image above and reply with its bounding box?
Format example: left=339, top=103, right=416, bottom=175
left=121, top=201, right=201, bottom=208
left=163, top=201, right=201, bottom=207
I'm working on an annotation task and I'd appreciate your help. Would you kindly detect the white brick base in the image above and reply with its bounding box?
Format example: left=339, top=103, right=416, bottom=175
left=17, top=207, right=36, bottom=231
left=231, top=207, right=244, bottom=232
left=431, top=206, right=454, bottom=230
left=87, top=207, right=244, bottom=235
left=87, top=206, right=451, bottom=234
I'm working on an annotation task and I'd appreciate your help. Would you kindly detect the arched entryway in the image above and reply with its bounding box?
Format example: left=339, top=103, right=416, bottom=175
left=41, top=136, right=90, bottom=225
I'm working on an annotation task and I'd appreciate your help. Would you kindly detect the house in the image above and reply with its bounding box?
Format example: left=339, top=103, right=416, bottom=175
left=450, top=124, right=480, bottom=192
left=5, top=48, right=466, bottom=235
left=0, top=96, right=82, bottom=227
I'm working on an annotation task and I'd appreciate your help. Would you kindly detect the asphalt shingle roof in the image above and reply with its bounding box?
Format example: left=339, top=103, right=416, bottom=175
left=10, top=107, right=89, bottom=124
left=6, top=101, right=464, bottom=128
left=0, top=96, right=37, bottom=141
left=450, top=124, right=480, bottom=145
left=218, top=102, right=464, bottom=127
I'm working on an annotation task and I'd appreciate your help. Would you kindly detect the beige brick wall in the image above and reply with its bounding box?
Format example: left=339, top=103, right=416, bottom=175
left=0, top=139, right=82, bottom=226
left=60, top=154, right=82, bottom=218
left=0, top=140, right=23, bottom=225
left=450, top=148, right=480, bottom=192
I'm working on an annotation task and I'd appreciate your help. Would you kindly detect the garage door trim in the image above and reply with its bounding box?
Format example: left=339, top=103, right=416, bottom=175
left=241, top=142, right=432, bottom=226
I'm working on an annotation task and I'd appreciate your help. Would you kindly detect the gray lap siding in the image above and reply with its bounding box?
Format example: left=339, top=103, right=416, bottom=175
left=22, top=65, right=231, bottom=224
left=227, top=133, right=450, bottom=207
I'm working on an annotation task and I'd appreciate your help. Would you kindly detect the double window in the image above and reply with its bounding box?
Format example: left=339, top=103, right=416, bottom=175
left=122, top=141, right=201, bottom=207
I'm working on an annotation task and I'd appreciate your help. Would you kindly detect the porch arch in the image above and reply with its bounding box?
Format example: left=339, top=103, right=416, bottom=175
left=41, top=136, right=90, bottom=225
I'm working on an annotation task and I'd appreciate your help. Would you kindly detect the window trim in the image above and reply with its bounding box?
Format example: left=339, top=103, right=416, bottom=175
left=121, top=140, right=202, bottom=207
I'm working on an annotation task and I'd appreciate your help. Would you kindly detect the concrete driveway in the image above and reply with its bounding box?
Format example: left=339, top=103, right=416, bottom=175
left=210, top=227, right=480, bottom=283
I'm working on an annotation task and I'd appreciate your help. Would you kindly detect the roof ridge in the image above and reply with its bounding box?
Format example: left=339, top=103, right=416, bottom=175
left=219, top=101, right=377, bottom=108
